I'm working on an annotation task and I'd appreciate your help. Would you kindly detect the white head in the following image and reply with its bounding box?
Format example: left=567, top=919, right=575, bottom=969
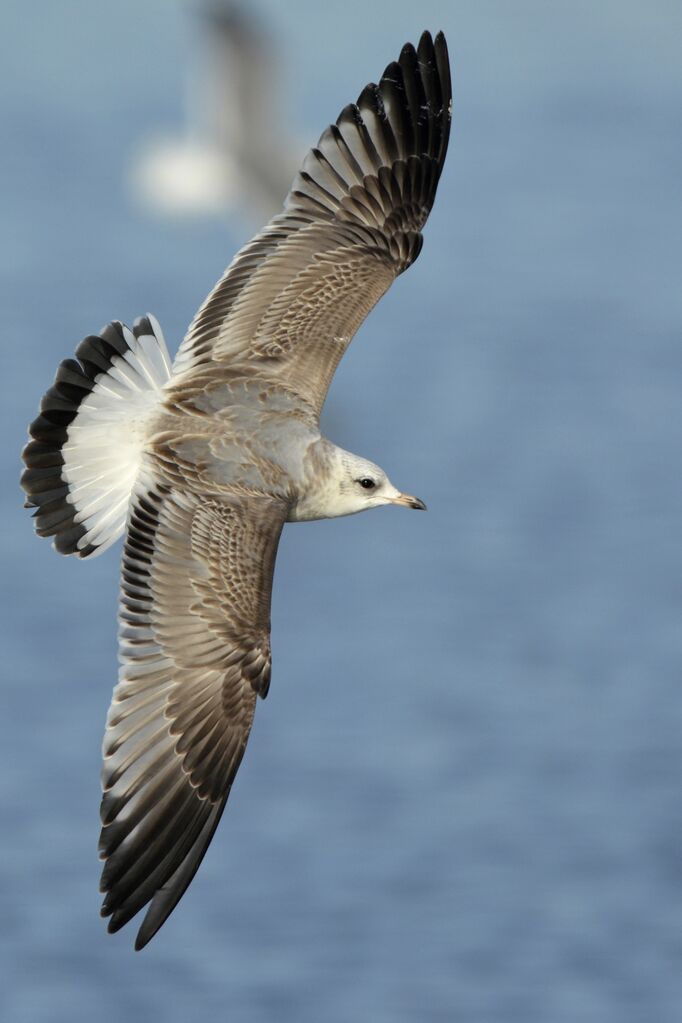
left=292, top=446, right=426, bottom=521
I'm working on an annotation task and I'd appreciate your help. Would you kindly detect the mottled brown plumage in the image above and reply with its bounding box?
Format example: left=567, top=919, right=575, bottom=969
left=170, top=30, right=451, bottom=418
left=21, top=31, right=451, bottom=948
left=99, top=483, right=284, bottom=947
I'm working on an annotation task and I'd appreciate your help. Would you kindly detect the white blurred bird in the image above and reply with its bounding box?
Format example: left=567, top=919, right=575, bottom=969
left=130, top=1, right=298, bottom=221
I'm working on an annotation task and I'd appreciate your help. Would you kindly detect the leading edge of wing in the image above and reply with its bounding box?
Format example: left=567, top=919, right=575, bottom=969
left=172, top=31, right=451, bottom=382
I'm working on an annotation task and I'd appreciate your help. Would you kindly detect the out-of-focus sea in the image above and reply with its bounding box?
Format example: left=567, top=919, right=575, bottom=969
left=2, top=1, right=681, bottom=1020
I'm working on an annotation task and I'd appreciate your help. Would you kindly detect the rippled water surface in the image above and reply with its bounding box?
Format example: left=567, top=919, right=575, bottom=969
left=2, top=2, right=681, bottom=1020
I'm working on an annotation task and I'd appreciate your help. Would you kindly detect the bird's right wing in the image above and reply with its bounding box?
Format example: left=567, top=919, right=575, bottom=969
left=99, top=482, right=286, bottom=949
left=170, top=31, right=451, bottom=418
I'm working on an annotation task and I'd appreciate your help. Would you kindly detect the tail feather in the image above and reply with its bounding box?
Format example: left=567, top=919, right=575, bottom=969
left=21, top=315, right=171, bottom=558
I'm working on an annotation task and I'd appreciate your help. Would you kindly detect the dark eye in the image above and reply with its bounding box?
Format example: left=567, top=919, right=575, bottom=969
left=358, top=477, right=376, bottom=490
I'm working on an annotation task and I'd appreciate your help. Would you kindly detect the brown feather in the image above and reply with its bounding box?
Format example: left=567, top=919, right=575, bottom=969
left=169, top=31, right=451, bottom=418
left=99, top=483, right=286, bottom=945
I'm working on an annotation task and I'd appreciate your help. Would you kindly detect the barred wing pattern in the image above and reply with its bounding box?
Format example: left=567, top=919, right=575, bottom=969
left=99, top=483, right=286, bottom=949
left=171, top=31, right=451, bottom=417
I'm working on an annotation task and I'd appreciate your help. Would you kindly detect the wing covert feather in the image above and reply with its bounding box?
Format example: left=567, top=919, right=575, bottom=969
left=99, top=484, right=285, bottom=948
left=171, top=31, right=451, bottom=416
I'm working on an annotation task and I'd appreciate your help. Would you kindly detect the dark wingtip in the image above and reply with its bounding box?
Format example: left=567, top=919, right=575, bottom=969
left=105, top=912, right=123, bottom=933
left=399, top=40, right=418, bottom=63
left=134, top=929, right=151, bottom=952
left=418, top=29, right=435, bottom=50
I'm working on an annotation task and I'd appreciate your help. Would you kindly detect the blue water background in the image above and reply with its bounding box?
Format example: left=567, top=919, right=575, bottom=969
left=1, top=1, right=681, bottom=1020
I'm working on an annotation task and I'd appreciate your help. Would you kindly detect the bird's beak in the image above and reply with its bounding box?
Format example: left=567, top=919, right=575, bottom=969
left=391, top=492, right=427, bottom=511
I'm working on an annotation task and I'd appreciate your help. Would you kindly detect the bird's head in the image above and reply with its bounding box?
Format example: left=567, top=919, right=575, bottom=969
left=291, top=445, right=426, bottom=521
left=332, top=451, right=426, bottom=517
left=339, top=456, right=429, bottom=515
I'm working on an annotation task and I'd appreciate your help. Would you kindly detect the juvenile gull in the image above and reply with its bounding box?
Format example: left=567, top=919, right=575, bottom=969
left=21, top=30, right=451, bottom=949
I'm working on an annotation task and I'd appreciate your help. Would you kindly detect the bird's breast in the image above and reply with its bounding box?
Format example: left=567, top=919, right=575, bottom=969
left=148, top=397, right=320, bottom=503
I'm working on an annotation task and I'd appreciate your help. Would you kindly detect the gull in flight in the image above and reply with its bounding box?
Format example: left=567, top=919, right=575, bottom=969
left=130, top=2, right=298, bottom=220
left=21, top=30, right=451, bottom=949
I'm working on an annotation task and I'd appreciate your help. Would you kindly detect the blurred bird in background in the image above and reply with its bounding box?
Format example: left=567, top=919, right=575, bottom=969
left=130, top=2, right=298, bottom=222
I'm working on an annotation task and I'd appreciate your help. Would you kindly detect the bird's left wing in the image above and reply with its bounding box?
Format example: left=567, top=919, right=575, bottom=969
left=170, top=30, right=451, bottom=418
left=99, top=483, right=286, bottom=948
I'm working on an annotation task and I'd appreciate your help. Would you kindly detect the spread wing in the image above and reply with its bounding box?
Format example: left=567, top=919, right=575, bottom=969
left=99, top=482, right=286, bottom=949
left=171, top=30, right=451, bottom=417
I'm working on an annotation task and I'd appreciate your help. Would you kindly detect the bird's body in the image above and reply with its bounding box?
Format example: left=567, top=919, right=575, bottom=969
left=144, top=378, right=404, bottom=521
left=144, top=375, right=320, bottom=509
left=21, top=31, right=451, bottom=948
